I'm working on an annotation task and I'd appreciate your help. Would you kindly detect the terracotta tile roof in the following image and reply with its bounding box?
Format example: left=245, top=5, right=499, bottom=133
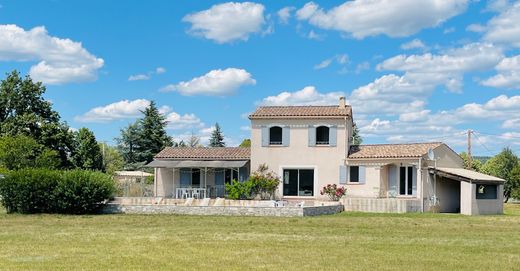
left=154, top=147, right=250, bottom=160
left=249, top=106, right=352, bottom=119
left=348, top=142, right=443, bottom=159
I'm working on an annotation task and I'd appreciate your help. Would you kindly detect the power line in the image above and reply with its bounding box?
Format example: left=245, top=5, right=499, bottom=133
left=471, top=131, right=495, bottom=155
left=473, top=131, right=520, bottom=140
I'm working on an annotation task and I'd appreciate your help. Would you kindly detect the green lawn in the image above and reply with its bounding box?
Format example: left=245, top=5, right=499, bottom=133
left=1, top=205, right=519, bottom=270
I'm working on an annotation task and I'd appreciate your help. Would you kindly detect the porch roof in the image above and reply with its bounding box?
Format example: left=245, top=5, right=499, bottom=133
left=429, top=167, right=505, bottom=184
left=146, top=159, right=249, bottom=168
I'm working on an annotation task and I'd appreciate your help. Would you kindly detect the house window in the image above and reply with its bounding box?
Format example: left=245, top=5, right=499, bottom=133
left=283, top=169, right=314, bottom=196
left=269, top=126, right=283, bottom=145
left=349, top=166, right=359, bottom=183
left=224, top=169, right=239, bottom=184
left=399, top=166, right=414, bottom=195
left=316, top=126, right=330, bottom=145
left=476, top=184, right=497, bottom=199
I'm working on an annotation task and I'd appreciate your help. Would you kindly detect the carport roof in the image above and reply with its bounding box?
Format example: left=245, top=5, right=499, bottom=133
left=430, top=167, right=505, bottom=184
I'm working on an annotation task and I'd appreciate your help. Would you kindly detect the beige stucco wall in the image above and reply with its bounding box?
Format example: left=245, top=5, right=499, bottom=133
left=464, top=183, right=504, bottom=215
left=251, top=118, right=350, bottom=199
left=155, top=168, right=173, bottom=197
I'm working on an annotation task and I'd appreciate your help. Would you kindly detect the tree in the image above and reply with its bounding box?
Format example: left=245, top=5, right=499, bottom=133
left=0, top=135, right=60, bottom=170
left=99, top=143, right=124, bottom=175
left=0, top=71, right=76, bottom=168
left=510, top=165, right=520, bottom=200
left=138, top=101, right=172, bottom=162
left=116, top=122, right=144, bottom=169
left=352, top=122, right=363, bottom=145
left=239, top=139, right=251, bottom=148
left=209, top=123, right=225, bottom=147
left=72, top=128, right=103, bottom=171
left=187, top=132, right=201, bottom=147
left=481, top=147, right=520, bottom=202
left=460, top=152, right=482, bottom=172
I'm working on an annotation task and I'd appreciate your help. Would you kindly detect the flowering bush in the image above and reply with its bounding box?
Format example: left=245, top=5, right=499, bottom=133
left=320, top=184, right=346, bottom=201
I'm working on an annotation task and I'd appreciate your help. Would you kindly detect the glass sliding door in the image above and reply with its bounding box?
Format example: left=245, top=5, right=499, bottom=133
left=283, top=169, right=314, bottom=197
left=399, top=166, right=415, bottom=196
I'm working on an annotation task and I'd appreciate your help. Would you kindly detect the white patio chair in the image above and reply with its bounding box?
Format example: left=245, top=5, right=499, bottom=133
left=192, top=188, right=200, bottom=199
left=181, top=188, right=190, bottom=199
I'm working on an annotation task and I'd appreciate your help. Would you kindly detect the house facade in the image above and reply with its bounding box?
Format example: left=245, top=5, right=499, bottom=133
left=149, top=97, right=505, bottom=215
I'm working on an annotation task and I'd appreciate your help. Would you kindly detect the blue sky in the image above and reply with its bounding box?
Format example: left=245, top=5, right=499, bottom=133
left=0, top=0, right=519, bottom=155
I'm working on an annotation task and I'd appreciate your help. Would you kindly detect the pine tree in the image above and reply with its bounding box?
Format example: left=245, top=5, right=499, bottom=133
left=138, top=101, right=172, bottom=162
left=72, top=128, right=103, bottom=170
left=352, top=122, right=363, bottom=145
left=116, top=122, right=142, bottom=168
left=209, top=123, right=225, bottom=147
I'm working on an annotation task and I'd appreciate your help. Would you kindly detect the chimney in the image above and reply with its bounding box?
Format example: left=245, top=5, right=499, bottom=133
left=339, top=97, right=346, bottom=108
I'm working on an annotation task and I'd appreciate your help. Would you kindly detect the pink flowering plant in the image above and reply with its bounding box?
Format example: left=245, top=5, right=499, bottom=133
left=320, top=184, right=346, bottom=201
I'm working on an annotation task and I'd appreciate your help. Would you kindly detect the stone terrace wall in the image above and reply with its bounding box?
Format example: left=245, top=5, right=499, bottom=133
left=342, top=197, right=421, bottom=213
left=102, top=203, right=343, bottom=217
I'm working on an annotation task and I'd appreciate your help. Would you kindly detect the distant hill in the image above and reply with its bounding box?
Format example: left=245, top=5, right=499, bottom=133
left=473, top=156, right=491, bottom=164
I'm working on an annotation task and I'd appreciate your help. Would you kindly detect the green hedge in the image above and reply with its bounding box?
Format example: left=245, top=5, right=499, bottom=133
left=0, top=169, right=115, bottom=214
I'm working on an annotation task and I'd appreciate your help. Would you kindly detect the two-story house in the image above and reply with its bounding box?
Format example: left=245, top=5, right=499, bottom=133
left=149, top=97, right=505, bottom=215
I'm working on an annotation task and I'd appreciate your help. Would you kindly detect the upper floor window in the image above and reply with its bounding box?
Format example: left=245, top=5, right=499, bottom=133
left=269, top=126, right=283, bottom=145
left=316, top=126, right=330, bottom=145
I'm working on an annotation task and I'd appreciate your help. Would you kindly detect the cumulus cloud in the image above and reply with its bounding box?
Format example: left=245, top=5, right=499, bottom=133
left=183, top=2, right=266, bottom=43
left=314, top=54, right=348, bottom=70
left=295, top=0, right=468, bottom=39
left=0, top=24, right=104, bottom=85
left=466, top=23, right=486, bottom=33
left=75, top=99, right=151, bottom=123
left=277, top=7, right=294, bottom=24
left=481, top=55, right=520, bottom=89
left=160, top=68, right=256, bottom=96
left=75, top=99, right=205, bottom=131
left=400, top=39, right=427, bottom=50
left=259, top=86, right=345, bottom=106
left=483, top=1, right=520, bottom=47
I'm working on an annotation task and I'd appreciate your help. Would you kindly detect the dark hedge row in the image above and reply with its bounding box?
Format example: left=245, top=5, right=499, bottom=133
left=0, top=169, right=115, bottom=214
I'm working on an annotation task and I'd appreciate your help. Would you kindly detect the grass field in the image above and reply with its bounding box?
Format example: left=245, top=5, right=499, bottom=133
left=1, top=205, right=519, bottom=270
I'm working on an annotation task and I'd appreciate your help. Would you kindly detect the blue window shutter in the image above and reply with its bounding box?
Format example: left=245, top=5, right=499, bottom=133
left=329, top=125, right=337, bottom=146
left=282, top=126, right=290, bottom=147
left=261, top=126, right=269, bottom=147
left=412, top=166, right=417, bottom=196
left=339, top=165, right=347, bottom=184
left=359, top=166, right=366, bottom=184
left=388, top=165, right=397, bottom=196
left=180, top=169, right=192, bottom=187
left=215, top=171, right=224, bottom=186
left=308, top=125, right=316, bottom=146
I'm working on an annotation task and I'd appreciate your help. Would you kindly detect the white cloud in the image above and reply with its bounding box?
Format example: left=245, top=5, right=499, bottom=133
left=466, top=23, right=486, bottom=33
left=0, top=24, right=104, bottom=85
left=502, top=118, right=520, bottom=129
left=483, top=1, right=520, bottom=47
left=240, top=126, right=251, bottom=131
left=295, top=0, right=468, bottom=39
left=183, top=2, right=266, bottom=43
left=259, top=86, right=345, bottom=106
left=75, top=99, right=150, bottom=123
left=128, top=74, right=150, bottom=81
left=156, top=67, right=166, bottom=74
left=401, top=39, right=426, bottom=50
left=307, top=30, right=324, bottom=40
left=486, top=0, right=514, bottom=12
left=160, top=68, right=255, bottom=96
left=314, top=54, right=348, bottom=70
left=128, top=67, right=166, bottom=81
left=377, top=43, right=503, bottom=92
left=165, top=112, right=204, bottom=130
left=481, top=55, right=520, bottom=89
left=277, top=7, right=294, bottom=24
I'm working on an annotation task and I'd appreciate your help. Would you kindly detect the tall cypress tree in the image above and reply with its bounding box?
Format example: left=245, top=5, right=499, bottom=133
left=137, top=101, right=172, bottom=163
left=72, top=128, right=103, bottom=171
left=209, top=123, right=225, bottom=147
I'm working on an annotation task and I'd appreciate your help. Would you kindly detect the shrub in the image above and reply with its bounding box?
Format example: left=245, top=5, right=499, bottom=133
left=0, top=169, right=115, bottom=214
left=249, top=164, right=280, bottom=200
left=225, top=179, right=256, bottom=200
left=320, top=184, right=346, bottom=201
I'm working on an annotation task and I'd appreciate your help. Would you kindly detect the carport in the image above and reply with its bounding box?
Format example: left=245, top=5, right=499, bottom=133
left=429, top=167, right=505, bottom=215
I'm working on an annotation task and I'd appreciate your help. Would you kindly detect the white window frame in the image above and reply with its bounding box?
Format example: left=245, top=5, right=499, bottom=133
left=398, top=166, right=414, bottom=196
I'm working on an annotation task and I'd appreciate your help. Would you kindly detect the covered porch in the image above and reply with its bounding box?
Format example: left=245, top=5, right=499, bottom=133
left=149, top=159, right=250, bottom=198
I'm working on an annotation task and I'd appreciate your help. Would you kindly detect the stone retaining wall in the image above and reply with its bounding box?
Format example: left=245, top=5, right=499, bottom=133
left=342, top=197, right=421, bottom=213
left=102, top=203, right=343, bottom=217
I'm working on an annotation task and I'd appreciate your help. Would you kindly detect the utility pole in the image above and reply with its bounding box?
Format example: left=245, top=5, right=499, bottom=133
left=467, top=129, right=472, bottom=170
